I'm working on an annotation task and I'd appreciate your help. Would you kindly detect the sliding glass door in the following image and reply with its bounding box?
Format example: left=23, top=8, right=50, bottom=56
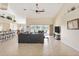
left=30, top=25, right=49, bottom=35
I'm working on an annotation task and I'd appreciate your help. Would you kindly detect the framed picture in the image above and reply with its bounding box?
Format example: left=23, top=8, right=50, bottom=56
left=67, top=18, right=79, bottom=30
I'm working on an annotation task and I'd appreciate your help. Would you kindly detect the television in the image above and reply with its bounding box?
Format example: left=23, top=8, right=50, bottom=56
left=55, top=26, right=60, bottom=33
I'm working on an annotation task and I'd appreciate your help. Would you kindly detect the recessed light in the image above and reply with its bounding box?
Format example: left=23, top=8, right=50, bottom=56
left=24, top=9, right=27, bottom=11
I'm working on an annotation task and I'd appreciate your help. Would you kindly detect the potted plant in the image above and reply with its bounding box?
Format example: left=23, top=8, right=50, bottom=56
left=6, top=16, right=12, bottom=20
left=13, top=20, right=16, bottom=22
left=0, top=15, right=5, bottom=18
left=0, top=14, right=5, bottom=18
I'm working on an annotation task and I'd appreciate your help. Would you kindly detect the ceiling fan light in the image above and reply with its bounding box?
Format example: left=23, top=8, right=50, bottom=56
left=24, top=9, right=27, bottom=11
left=36, top=10, right=38, bottom=12
left=36, top=3, right=38, bottom=6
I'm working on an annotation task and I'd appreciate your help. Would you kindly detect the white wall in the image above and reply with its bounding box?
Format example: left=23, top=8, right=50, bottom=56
left=54, top=4, right=79, bottom=51
left=27, top=17, right=53, bottom=25
left=26, top=17, right=54, bottom=32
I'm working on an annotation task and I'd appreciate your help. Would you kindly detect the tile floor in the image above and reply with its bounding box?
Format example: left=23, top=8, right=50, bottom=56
left=0, top=36, right=79, bottom=56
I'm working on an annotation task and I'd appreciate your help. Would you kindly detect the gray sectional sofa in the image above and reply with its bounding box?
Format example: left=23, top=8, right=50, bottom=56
left=18, top=33, right=44, bottom=43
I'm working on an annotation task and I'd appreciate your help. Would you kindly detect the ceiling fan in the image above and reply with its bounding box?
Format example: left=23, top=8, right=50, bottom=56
left=35, top=3, right=45, bottom=13
left=24, top=3, right=45, bottom=13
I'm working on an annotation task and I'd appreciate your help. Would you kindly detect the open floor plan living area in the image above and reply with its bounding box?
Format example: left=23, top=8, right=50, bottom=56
left=0, top=3, right=79, bottom=56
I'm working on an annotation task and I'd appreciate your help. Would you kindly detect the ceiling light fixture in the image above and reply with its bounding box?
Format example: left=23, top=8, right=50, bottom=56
left=24, top=9, right=27, bottom=11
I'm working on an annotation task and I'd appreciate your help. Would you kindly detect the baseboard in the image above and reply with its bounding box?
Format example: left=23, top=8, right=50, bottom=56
left=61, top=40, right=79, bottom=52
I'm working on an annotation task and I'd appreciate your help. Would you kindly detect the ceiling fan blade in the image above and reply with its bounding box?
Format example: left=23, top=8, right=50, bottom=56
left=24, top=4, right=45, bottom=13
left=37, top=9, right=45, bottom=12
left=35, top=10, right=44, bottom=13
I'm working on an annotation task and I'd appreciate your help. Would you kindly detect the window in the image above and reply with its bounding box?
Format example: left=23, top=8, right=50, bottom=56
left=31, top=25, right=49, bottom=34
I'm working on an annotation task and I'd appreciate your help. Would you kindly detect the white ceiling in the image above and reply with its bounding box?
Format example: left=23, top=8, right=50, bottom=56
left=8, top=3, right=63, bottom=18
left=9, top=3, right=62, bottom=17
